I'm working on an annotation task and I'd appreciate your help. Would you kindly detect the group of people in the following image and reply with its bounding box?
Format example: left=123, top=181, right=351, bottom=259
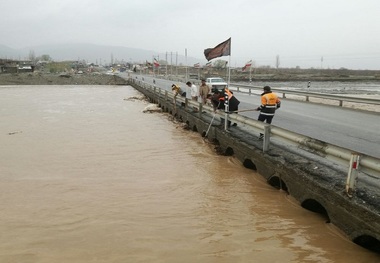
left=184, top=79, right=211, bottom=105
left=171, top=79, right=210, bottom=104
left=172, top=80, right=281, bottom=138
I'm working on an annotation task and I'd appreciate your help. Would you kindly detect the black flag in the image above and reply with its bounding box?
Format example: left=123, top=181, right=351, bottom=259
left=204, top=38, right=231, bottom=61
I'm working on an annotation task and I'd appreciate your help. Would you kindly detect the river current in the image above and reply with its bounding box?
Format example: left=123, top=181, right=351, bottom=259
left=0, top=85, right=379, bottom=263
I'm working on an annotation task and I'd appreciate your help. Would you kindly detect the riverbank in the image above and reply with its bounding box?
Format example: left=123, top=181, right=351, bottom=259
left=0, top=72, right=128, bottom=85
left=207, top=67, right=380, bottom=82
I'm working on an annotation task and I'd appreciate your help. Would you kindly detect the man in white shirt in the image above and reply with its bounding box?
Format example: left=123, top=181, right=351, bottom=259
left=186, top=81, right=199, bottom=112
left=186, top=81, right=198, bottom=102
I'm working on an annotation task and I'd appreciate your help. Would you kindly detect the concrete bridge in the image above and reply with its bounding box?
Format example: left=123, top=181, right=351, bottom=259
left=126, top=77, right=380, bottom=253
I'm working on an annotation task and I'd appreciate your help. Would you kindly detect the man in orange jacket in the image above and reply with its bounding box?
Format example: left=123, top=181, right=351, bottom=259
left=257, top=86, right=281, bottom=139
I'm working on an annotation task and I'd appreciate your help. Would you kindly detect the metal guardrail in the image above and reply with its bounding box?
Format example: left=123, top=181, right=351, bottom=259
left=230, top=83, right=380, bottom=107
left=130, top=78, right=380, bottom=196
left=132, top=74, right=380, bottom=108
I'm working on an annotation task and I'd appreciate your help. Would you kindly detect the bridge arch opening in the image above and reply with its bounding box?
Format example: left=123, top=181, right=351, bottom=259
left=192, top=125, right=198, bottom=132
left=301, top=199, right=330, bottom=222
left=353, top=235, right=380, bottom=253
left=243, top=159, right=257, bottom=171
left=268, top=176, right=288, bottom=192
left=225, top=147, right=234, bottom=156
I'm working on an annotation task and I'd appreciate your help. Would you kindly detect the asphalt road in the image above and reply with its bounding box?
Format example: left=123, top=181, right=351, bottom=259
left=127, top=73, right=380, bottom=158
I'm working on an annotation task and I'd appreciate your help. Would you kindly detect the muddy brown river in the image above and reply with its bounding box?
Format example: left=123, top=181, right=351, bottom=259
left=0, top=85, right=379, bottom=262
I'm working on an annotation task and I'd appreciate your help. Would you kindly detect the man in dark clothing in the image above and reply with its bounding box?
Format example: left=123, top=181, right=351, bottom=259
left=212, top=88, right=239, bottom=128
left=211, top=90, right=224, bottom=111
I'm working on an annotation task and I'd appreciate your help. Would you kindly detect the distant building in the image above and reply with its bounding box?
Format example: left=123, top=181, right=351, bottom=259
left=0, top=59, right=35, bottom=73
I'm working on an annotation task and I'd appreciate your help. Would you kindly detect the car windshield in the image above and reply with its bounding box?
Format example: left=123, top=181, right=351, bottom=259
left=211, top=78, right=225, bottom=83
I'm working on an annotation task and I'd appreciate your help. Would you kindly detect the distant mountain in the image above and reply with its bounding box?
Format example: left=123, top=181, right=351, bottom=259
left=0, top=44, right=24, bottom=59
left=0, top=43, right=201, bottom=66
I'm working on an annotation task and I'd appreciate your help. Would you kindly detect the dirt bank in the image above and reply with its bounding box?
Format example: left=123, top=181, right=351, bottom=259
left=0, top=72, right=128, bottom=85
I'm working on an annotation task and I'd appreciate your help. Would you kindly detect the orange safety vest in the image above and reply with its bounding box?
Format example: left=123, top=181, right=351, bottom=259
left=259, top=91, right=280, bottom=116
left=225, top=88, right=233, bottom=100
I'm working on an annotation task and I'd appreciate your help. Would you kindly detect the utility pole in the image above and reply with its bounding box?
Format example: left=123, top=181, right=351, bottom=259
left=170, top=52, right=173, bottom=76
left=185, top=48, right=188, bottom=82
left=165, top=52, right=168, bottom=77
left=175, top=52, right=178, bottom=77
left=321, top=56, right=324, bottom=69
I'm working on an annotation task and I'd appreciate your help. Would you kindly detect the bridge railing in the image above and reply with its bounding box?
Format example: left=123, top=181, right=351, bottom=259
left=130, top=78, right=380, bottom=196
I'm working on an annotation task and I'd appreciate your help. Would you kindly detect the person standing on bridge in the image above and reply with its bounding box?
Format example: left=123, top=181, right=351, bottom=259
left=199, top=79, right=210, bottom=105
left=186, top=81, right=199, bottom=112
left=186, top=81, right=198, bottom=102
left=256, top=86, right=281, bottom=139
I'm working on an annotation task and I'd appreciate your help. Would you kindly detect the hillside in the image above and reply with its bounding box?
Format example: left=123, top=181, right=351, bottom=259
left=0, top=43, right=200, bottom=66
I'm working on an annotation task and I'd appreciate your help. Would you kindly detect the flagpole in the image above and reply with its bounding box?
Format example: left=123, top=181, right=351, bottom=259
left=227, top=55, right=231, bottom=86
left=152, top=56, right=154, bottom=76
left=249, top=60, right=252, bottom=83
left=225, top=55, right=231, bottom=130
left=203, top=37, right=231, bottom=131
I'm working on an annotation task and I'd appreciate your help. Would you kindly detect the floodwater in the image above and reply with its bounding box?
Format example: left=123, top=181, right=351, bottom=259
left=0, top=85, right=379, bottom=263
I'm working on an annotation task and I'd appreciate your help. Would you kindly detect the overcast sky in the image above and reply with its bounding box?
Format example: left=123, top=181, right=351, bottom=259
left=1, top=0, right=380, bottom=69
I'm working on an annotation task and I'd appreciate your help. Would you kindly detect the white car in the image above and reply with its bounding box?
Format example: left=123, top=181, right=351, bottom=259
left=205, top=77, right=228, bottom=92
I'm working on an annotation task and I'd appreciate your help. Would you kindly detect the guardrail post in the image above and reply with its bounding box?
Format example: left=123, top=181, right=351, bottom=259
left=158, top=88, right=161, bottom=105
left=198, top=103, right=203, bottom=118
left=249, top=89, right=251, bottom=96
left=263, top=125, right=271, bottom=152
left=237, top=87, right=240, bottom=92
left=185, top=98, right=188, bottom=109
left=306, top=96, right=309, bottom=102
left=346, top=153, right=360, bottom=197
left=165, top=90, right=168, bottom=101
left=173, top=95, right=177, bottom=113
left=339, top=100, right=343, bottom=107
left=282, top=93, right=286, bottom=98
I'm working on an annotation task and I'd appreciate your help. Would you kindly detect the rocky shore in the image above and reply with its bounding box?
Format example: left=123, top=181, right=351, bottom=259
left=0, top=72, right=128, bottom=85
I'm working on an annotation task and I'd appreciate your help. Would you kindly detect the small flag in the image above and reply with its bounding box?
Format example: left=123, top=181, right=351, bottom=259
left=146, top=60, right=152, bottom=67
left=204, top=38, right=231, bottom=61
left=205, top=61, right=212, bottom=68
left=242, top=60, right=252, bottom=71
left=153, top=58, right=160, bottom=67
left=194, top=63, right=200, bottom=68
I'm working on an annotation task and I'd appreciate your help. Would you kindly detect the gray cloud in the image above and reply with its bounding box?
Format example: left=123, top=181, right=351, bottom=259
left=1, top=0, right=380, bottom=69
